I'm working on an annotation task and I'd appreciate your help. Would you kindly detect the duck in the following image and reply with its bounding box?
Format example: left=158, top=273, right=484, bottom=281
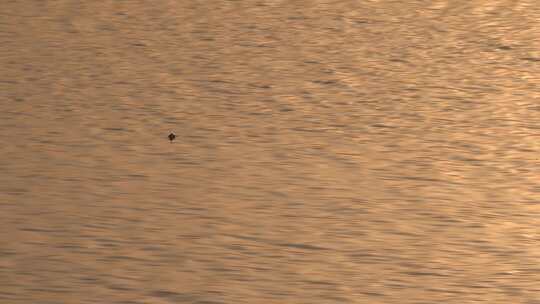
left=168, top=132, right=176, bottom=142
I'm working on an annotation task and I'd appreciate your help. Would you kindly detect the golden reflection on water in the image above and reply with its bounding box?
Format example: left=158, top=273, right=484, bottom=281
left=1, top=1, right=539, bottom=303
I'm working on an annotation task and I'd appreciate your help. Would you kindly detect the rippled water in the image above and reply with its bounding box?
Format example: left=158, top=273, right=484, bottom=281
left=1, top=1, right=539, bottom=303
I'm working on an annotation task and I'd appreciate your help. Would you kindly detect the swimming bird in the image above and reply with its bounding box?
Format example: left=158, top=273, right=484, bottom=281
left=168, top=132, right=176, bottom=142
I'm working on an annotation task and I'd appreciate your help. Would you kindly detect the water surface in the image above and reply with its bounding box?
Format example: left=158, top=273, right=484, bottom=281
left=1, top=1, right=539, bottom=303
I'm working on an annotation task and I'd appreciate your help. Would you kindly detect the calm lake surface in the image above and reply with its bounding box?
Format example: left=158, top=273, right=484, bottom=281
left=1, top=1, right=539, bottom=303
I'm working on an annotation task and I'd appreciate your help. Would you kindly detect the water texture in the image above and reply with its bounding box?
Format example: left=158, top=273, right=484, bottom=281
left=1, top=1, right=539, bottom=303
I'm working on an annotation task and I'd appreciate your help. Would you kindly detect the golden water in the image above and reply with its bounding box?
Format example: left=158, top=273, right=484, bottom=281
left=1, top=1, right=539, bottom=303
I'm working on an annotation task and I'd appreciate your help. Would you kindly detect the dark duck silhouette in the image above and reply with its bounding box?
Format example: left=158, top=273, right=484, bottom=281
left=168, top=132, right=176, bottom=142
